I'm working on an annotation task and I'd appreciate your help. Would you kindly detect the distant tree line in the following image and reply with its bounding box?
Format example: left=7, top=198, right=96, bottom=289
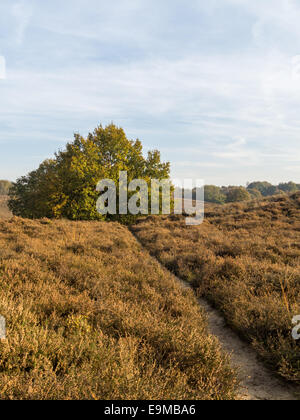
left=175, top=181, right=300, bottom=204
left=0, top=180, right=12, bottom=195
left=205, top=181, right=300, bottom=204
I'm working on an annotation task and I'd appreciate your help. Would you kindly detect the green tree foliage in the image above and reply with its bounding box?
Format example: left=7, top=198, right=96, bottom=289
left=226, top=187, right=251, bottom=203
left=8, top=124, right=171, bottom=222
left=204, top=185, right=226, bottom=204
left=199, top=181, right=300, bottom=205
left=0, top=180, right=12, bottom=195
left=248, top=188, right=262, bottom=199
left=247, top=181, right=272, bottom=195
left=247, top=181, right=279, bottom=197
left=266, top=185, right=280, bottom=196
left=278, top=182, right=299, bottom=193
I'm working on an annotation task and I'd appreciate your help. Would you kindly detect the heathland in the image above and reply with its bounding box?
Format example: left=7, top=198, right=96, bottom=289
left=0, top=216, right=237, bottom=399
left=1, top=190, right=299, bottom=399
left=132, top=193, right=300, bottom=384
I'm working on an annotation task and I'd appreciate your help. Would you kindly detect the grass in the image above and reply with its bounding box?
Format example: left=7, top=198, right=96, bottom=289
left=0, top=217, right=237, bottom=400
left=132, top=193, right=300, bottom=384
left=0, top=196, right=11, bottom=219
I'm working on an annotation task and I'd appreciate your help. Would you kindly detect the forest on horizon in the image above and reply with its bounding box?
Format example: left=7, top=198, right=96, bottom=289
left=2, top=179, right=300, bottom=205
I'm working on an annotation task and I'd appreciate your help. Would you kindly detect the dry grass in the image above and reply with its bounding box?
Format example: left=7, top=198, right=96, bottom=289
left=0, top=217, right=237, bottom=400
left=132, top=193, right=300, bottom=384
left=0, top=196, right=11, bottom=219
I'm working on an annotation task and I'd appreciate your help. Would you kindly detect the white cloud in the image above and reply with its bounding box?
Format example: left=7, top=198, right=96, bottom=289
left=11, top=0, right=33, bottom=45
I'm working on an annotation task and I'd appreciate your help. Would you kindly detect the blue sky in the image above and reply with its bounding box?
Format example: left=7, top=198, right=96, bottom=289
left=1, top=0, right=300, bottom=185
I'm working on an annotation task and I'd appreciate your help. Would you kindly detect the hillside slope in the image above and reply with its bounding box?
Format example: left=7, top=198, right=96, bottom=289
left=0, top=217, right=237, bottom=400
left=132, top=193, right=300, bottom=384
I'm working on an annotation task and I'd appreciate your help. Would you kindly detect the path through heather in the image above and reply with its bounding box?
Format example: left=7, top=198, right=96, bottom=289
left=133, top=232, right=300, bottom=401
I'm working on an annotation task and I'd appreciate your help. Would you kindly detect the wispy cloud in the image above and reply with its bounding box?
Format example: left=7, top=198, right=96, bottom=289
left=11, top=0, right=33, bottom=45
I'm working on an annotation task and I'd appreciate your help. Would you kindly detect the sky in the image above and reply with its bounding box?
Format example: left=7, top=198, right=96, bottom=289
left=1, top=0, right=300, bottom=185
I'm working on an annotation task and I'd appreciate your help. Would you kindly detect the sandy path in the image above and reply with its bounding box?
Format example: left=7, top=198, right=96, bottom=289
left=176, top=274, right=299, bottom=400
left=197, top=296, right=299, bottom=400
left=132, top=232, right=300, bottom=400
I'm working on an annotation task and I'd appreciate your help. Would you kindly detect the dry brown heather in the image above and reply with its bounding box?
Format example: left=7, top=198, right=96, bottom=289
left=132, top=193, right=300, bottom=384
left=0, top=196, right=11, bottom=219
left=0, top=217, right=237, bottom=400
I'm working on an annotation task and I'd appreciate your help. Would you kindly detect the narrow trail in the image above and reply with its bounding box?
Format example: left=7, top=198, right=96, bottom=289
left=197, top=296, right=299, bottom=400
left=132, top=232, right=300, bottom=401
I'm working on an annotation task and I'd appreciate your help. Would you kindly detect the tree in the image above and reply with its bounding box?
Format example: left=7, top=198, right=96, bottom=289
left=278, top=182, right=299, bottom=193
left=248, top=188, right=262, bottom=199
left=247, top=181, right=278, bottom=197
left=0, top=180, right=12, bottom=195
left=226, top=187, right=251, bottom=203
left=8, top=160, right=61, bottom=219
left=8, top=124, right=171, bottom=222
left=204, top=185, right=226, bottom=204
left=265, top=185, right=280, bottom=196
